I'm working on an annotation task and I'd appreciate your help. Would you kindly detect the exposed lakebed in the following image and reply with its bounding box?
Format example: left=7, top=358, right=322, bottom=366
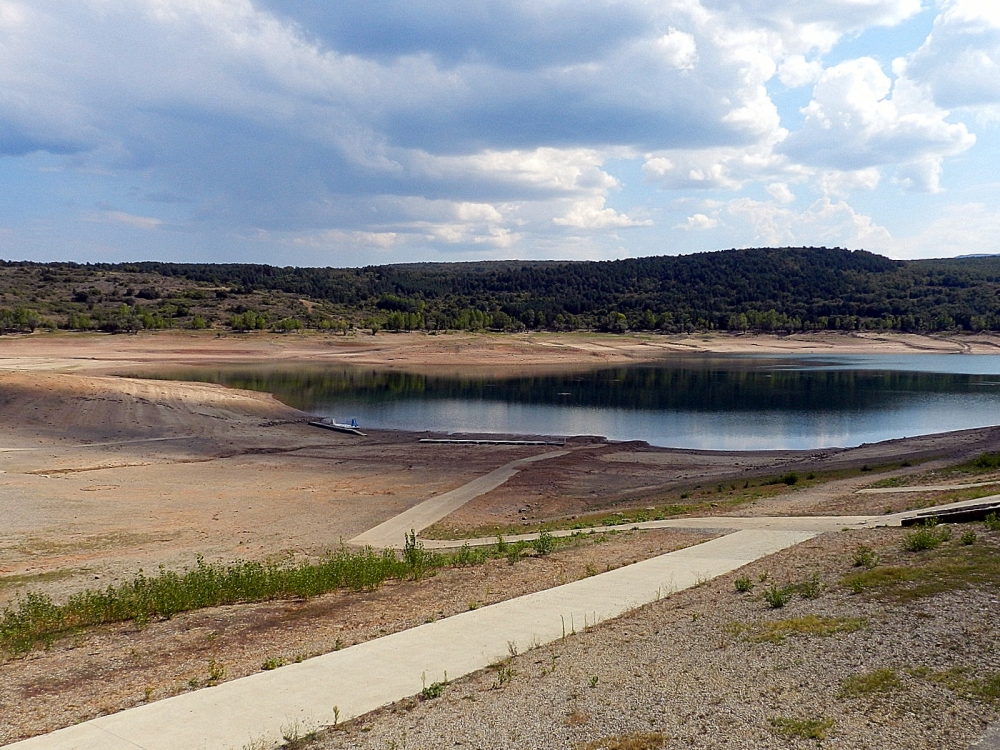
left=152, top=354, right=1000, bottom=450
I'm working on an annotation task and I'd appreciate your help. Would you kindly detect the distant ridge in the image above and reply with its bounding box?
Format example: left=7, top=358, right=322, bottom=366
left=3, top=247, right=1000, bottom=334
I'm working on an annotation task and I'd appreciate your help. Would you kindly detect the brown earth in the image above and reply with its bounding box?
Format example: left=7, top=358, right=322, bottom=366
left=2, top=330, right=1000, bottom=745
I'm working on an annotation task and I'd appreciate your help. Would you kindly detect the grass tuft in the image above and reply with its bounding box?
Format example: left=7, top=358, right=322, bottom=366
left=768, top=716, right=834, bottom=740
left=840, top=668, right=903, bottom=697
left=579, top=733, right=666, bottom=750
left=726, top=615, right=866, bottom=644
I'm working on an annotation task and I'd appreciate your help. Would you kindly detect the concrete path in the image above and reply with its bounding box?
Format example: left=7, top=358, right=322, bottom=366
left=857, top=481, right=1000, bottom=494
left=421, top=514, right=870, bottom=549
left=349, top=450, right=569, bottom=549
left=6, top=528, right=816, bottom=750
left=972, top=722, right=1000, bottom=750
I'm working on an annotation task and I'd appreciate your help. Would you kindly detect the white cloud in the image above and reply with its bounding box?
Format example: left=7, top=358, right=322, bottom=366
left=0, top=0, right=989, bottom=263
left=886, top=202, right=1000, bottom=259
left=554, top=197, right=652, bottom=229
left=766, top=182, right=795, bottom=204
left=777, top=55, right=823, bottom=88
left=905, top=0, right=1000, bottom=112
left=815, top=167, right=882, bottom=197
left=89, top=211, right=163, bottom=230
left=727, top=196, right=891, bottom=247
left=658, top=28, right=699, bottom=70
left=674, top=213, right=719, bottom=230
left=781, top=57, right=975, bottom=191
left=290, top=229, right=398, bottom=250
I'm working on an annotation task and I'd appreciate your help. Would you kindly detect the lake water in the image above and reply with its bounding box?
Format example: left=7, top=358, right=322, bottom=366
left=158, top=354, right=1000, bottom=450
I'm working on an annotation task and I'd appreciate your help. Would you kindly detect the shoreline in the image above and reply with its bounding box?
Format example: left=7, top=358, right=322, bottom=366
left=2, top=329, right=1000, bottom=378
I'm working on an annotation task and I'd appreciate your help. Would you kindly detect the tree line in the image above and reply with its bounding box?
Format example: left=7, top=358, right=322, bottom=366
left=3, top=247, right=1000, bottom=334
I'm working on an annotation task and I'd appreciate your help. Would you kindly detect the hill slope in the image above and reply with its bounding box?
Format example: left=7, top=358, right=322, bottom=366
left=2, top=247, right=1000, bottom=333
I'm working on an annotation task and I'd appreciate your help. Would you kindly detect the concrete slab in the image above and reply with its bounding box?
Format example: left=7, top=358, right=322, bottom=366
left=857, top=481, right=1000, bottom=494
left=6, top=528, right=816, bottom=750
left=349, top=450, right=569, bottom=549
left=422, top=515, right=869, bottom=549
left=971, top=722, right=1000, bottom=750
left=861, top=494, right=1000, bottom=528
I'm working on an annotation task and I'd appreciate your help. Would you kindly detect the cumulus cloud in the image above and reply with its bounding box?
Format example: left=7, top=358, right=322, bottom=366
left=887, top=202, right=1000, bottom=258
left=554, top=197, right=651, bottom=230
left=777, top=55, right=823, bottom=88
left=781, top=57, right=975, bottom=190
left=905, top=0, right=1000, bottom=112
left=675, top=213, right=719, bottom=230
left=765, top=182, right=796, bottom=204
left=727, top=196, right=890, bottom=247
left=815, top=167, right=882, bottom=197
left=0, top=0, right=989, bottom=262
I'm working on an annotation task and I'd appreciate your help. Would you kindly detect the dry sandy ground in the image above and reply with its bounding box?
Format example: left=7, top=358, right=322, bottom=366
left=1, top=331, right=1000, bottom=746
left=3, top=328, right=1000, bottom=376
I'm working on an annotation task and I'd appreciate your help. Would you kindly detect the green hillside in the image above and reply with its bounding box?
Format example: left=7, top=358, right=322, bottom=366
left=3, top=247, right=1000, bottom=334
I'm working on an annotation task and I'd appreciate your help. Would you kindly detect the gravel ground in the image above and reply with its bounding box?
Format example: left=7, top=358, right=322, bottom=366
left=307, top=526, right=1000, bottom=750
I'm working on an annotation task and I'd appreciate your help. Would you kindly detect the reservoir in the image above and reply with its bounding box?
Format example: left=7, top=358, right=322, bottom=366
left=157, top=354, right=1000, bottom=451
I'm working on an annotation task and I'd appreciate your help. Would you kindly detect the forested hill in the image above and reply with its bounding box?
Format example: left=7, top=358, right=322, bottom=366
left=3, top=247, right=1000, bottom=334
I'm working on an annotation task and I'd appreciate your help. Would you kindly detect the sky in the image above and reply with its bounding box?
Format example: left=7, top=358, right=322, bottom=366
left=1, top=0, right=999, bottom=267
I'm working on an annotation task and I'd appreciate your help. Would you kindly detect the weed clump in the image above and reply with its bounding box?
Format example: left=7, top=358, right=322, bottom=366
left=903, top=519, right=949, bottom=552
left=985, top=513, right=1000, bottom=532
left=420, top=681, right=444, bottom=700
left=533, top=530, right=555, bottom=556
left=733, top=575, right=754, bottom=593
left=852, top=545, right=880, bottom=569
left=762, top=583, right=792, bottom=609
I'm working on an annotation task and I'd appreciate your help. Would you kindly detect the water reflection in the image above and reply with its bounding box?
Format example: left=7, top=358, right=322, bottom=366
left=155, top=355, right=1000, bottom=450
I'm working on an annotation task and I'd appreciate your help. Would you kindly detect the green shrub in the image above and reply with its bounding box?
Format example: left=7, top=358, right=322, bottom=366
left=961, top=530, right=977, bottom=545
left=420, top=681, right=444, bottom=700
left=262, top=656, right=285, bottom=671
left=533, top=530, right=555, bottom=556
left=972, top=452, right=1000, bottom=470
left=853, top=545, right=880, bottom=569
left=762, top=584, right=792, bottom=608
left=798, top=573, right=823, bottom=600
left=733, top=575, right=754, bottom=593
left=904, top=520, right=947, bottom=552
left=985, top=513, right=1000, bottom=532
